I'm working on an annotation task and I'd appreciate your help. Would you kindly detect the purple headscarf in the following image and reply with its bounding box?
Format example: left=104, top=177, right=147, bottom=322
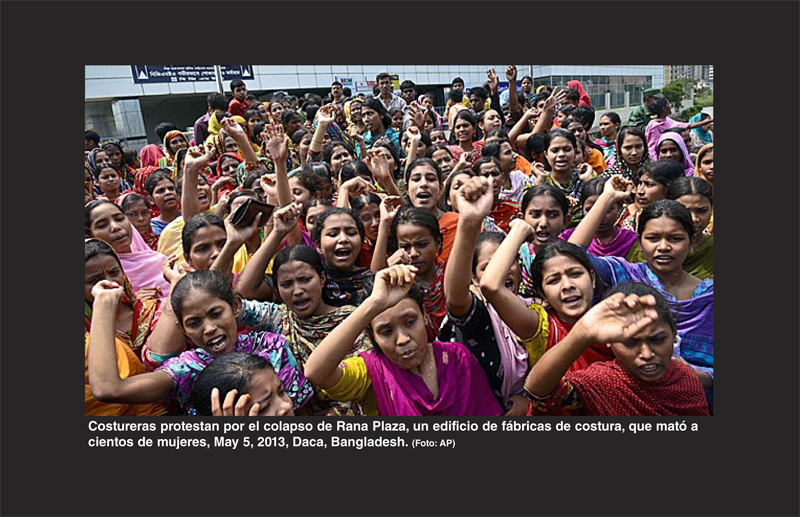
left=657, top=133, right=695, bottom=177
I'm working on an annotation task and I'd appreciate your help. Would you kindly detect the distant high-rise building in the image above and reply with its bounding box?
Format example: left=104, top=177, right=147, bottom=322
left=664, top=65, right=712, bottom=83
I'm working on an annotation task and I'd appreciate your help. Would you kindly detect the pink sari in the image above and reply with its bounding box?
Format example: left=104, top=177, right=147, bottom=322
left=117, top=225, right=171, bottom=302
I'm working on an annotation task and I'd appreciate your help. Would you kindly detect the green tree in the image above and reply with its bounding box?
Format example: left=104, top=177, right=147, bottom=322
left=662, top=79, right=692, bottom=112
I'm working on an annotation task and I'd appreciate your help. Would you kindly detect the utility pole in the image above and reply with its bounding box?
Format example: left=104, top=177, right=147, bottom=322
left=214, top=65, right=224, bottom=94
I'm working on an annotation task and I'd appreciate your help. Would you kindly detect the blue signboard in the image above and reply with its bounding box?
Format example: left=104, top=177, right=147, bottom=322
left=131, top=65, right=254, bottom=84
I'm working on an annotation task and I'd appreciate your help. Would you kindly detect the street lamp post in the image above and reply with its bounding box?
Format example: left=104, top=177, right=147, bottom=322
left=214, top=65, right=224, bottom=94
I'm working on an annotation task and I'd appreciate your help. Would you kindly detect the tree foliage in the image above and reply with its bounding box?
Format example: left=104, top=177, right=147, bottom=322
left=662, top=79, right=693, bottom=112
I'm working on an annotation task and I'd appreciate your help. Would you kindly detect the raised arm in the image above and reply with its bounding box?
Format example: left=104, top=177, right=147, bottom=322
left=221, top=117, right=259, bottom=164
left=308, top=104, right=335, bottom=161
left=532, top=87, right=567, bottom=135
left=181, top=145, right=215, bottom=220
left=348, top=125, right=368, bottom=160
left=505, top=65, right=520, bottom=118
left=508, top=108, right=536, bottom=149
left=366, top=149, right=402, bottom=197
left=210, top=211, right=265, bottom=277
left=336, top=177, right=374, bottom=209
left=144, top=256, right=194, bottom=358
left=370, top=195, right=402, bottom=271
left=235, top=203, right=301, bottom=300
left=567, top=175, right=633, bottom=248
left=444, top=177, right=494, bottom=317
left=304, top=264, right=418, bottom=389
left=525, top=292, right=658, bottom=397
left=479, top=219, right=541, bottom=339
left=88, top=281, right=174, bottom=403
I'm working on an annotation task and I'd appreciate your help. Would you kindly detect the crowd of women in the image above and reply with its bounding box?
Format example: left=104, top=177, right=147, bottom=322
left=85, top=65, right=714, bottom=417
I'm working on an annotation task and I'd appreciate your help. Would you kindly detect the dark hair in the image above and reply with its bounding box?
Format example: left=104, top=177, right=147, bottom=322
left=281, top=109, right=300, bottom=126
left=85, top=129, right=100, bottom=145
left=376, top=72, right=391, bottom=83
left=304, top=161, right=333, bottom=185
left=481, top=140, right=510, bottom=161
left=404, top=158, right=442, bottom=185
left=120, top=193, right=149, bottom=212
left=356, top=278, right=427, bottom=341
left=389, top=206, right=442, bottom=253
left=364, top=99, right=392, bottom=131
left=642, top=159, right=685, bottom=189
left=225, top=189, right=259, bottom=215
left=558, top=105, right=575, bottom=117
left=85, top=199, right=124, bottom=235
left=171, top=269, right=235, bottom=325
left=452, top=109, right=477, bottom=130
left=339, top=160, right=372, bottom=184
left=399, top=80, right=416, bottom=92
left=182, top=214, right=225, bottom=258
left=154, top=122, right=179, bottom=141
left=123, top=147, right=138, bottom=165
left=207, top=92, right=227, bottom=111
left=322, top=140, right=356, bottom=166
left=291, top=170, right=322, bottom=194
left=272, top=245, right=326, bottom=294
left=523, top=133, right=546, bottom=162
left=342, top=87, right=351, bottom=97
left=565, top=88, right=580, bottom=102
left=441, top=169, right=475, bottom=211
left=305, top=105, right=320, bottom=123
left=331, top=80, right=343, bottom=88
left=311, top=207, right=365, bottom=247
left=389, top=107, right=404, bottom=119
left=291, top=128, right=311, bottom=146
left=638, top=199, right=695, bottom=241
left=230, top=79, right=246, bottom=92
left=244, top=109, right=262, bottom=124
left=648, top=98, right=670, bottom=118
left=521, top=184, right=570, bottom=215
left=372, top=140, right=400, bottom=172
left=351, top=192, right=382, bottom=217
left=425, top=144, right=453, bottom=160
left=616, top=126, right=647, bottom=161
left=423, top=108, right=438, bottom=128
left=572, top=105, right=596, bottom=129
left=448, top=89, right=464, bottom=103
left=543, top=128, right=577, bottom=150
left=452, top=77, right=464, bottom=87
left=579, top=176, right=609, bottom=207
left=666, top=176, right=713, bottom=206
left=85, top=238, right=122, bottom=268
left=533, top=91, right=551, bottom=107
left=530, top=241, right=597, bottom=299
left=144, top=170, right=175, bottom=196
left=469, top=86, right=488, bottom=102
left=95, top=164, right=119, bottom=181
left=600, top=111, right=621, bottom=126
left=603, top=282, right=676, bottom=334
left=190, top=353, right=274, bottom=416
left=472, top=231, right=506, bottom=274
left=484, top=127, right=509, bottom=143
left=471, top=156, right=501, bottom=176
left=303, top=198, right=333, bottom=223
left=101, top=141, right=126, bottom=166
left=242, top=171, right=263, bottom=190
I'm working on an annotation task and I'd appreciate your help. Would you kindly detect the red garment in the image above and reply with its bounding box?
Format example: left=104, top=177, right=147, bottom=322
left=489, top=199, right=521, bottom=234
left=132, top=166, right=161, bottom=218
left=228, top=98, right=249, bottom=118
left=356, top=239, right=374, bottom=269
left=422, top=262, right=447, bottom=342
left=139, top=145, right=165, bottom=168
left=566, top=359, right=709, bottom=416
left=567, top=80, right=592, bottom=107
left=447, top=141, right=485, bottom=164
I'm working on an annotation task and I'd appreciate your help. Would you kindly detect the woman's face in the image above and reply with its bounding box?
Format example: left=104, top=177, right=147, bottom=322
left=639, top=215, right=691, bottom=277
left=89, top=203, right=133, bottom=253
left=97, top=168, right=120, bottom=194
left=370, top=298, right=429, bottom=370
left=429, top=130, right=447, bottom=146
left=150, top=179, right=178, bottom=212
left=447, top=172, right=472, bottom=212
left=350, top=102, right=363, bottom=120
left=362, top=107, right=383, bottom=133
left=187, top=225, right=227, bottom=270
left=106, top=147, right=124, bottom=169
left=473, top=241, right=520, bottom=293
left=477, top=162, right=503, bottom=200
left=497, top=141, right=516, bottom=174
left=546, top=136, right=575, bottom=174
left=289, top=177, right=314, bottom=211
left=220, top=157, right=240, bottom=178
left=540, top=254, right=595, bottom=324
left=373, top=147, right=397, bottom=174
left=329, top=145, right=353, bottom=175
left=421, top=97, right=434, bottom=110
left=431, top=149, right=455, bottom=176
left=583, top=195, right=622, bottom=236
left=124, top=200, right=152, bottom=236
left=407, top=164, right=441, bottom=211
left=566, top=121, right=588, bottom=145
left=178, top=289, right=240, bottom=357
left=169, top=135, right=188, bottom=154
left=257, top=103, right=269, bottom=119
left=524, top=195, right=567, bottom=250
left=619, top=134, right=645, bottom=166
left=319, top=213, right=362, bottom=271
left=234, top=367, right=294, bottom=416
left=453, top=118, right=475, bottom=143
left=223, top=136, right=239, bottom=154
left=479, top=110, right=503, bottom=134
left=276, top=260, right=325, bottom=318
left=675, top=194, right=712, bottom=239
left=270, top=103, right=284, bottom=121
left=197, top=175, right=212, bottom=211
left=635, top=172, right=666, bottom=209
left=357, top=203, right=381, bottom=242
left=247, top=114, right=263, bottom=136
left=396, top=223, right=439, bottom=277
left=423, top=115, right=436, bottom=133
left=85, top=254, right=125, bottom=304
left=94, top=150, right=112, bottom=168
left=521, top=77, right=533, bottom=92
left=85, top=169, right=94, bottom=191
left=391, top=111, right=404, bottom=131
left=610, top=320, right=675, bottom=383
left=598, top=116, right=619, bottom=139
left=304, top=204, right=328, bottom=237
left=698, top=149, right=714, bottom=183
left=299, top=133, right=313, bottom=155
left=658, top=139, right=683, bottom=163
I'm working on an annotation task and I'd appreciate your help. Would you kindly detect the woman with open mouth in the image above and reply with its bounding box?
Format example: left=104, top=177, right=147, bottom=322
left=144, top=170, right=181, bottom=236
left=524, top=282, right=709, bottom=416
left=304, top=264, right=503, bottom=416
left=447, top=109, right=485, bottom=164
left=440, top=176, right=530, bottom=415
left=234, top=204, right=374, bottom=415
left=403, top=158, right=458, bottom=262
left=87, top=269, right=312, bottom=415
left=618, top=159, right=685, bottom=233
left=568, top=183, right=714, bottom=412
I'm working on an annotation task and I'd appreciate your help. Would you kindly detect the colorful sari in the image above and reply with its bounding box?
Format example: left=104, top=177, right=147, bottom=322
left=694, top=144, right=714, bottom=234
left=360, top=341, right=504, bottom=416
left=421, top=262, right=447, bottom=342
left=489, top=198, right=521, bottom=234
left=560, top=226, right=639, bottom=258
left=117, top=225, right=171, bottom=302
left=657, top=133, right=695, bottom=176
